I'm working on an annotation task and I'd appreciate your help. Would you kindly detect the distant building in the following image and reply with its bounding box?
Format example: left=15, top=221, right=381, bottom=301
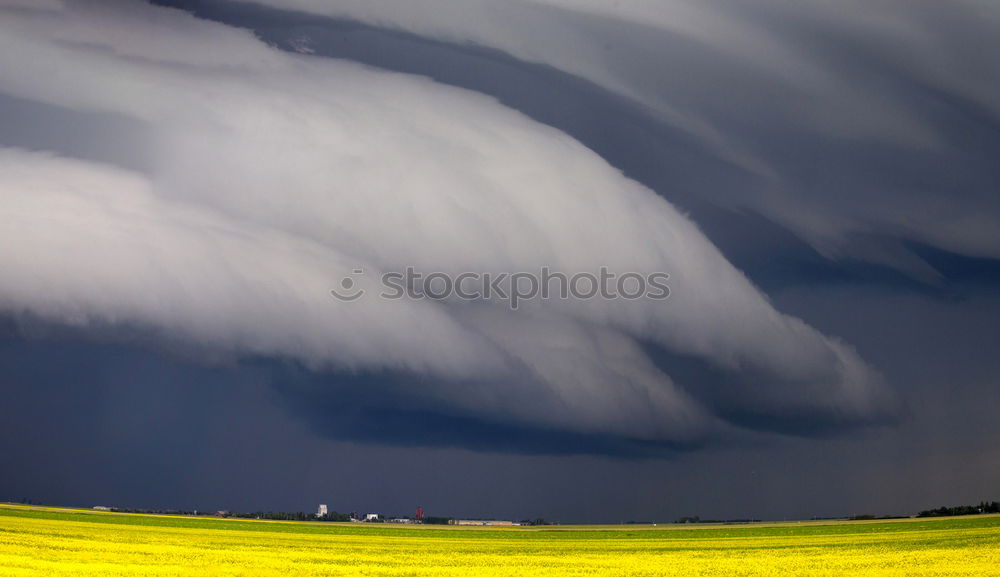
left=415, top=506, right=424, bottom=521
left=317, top=504, right=328, bottom=518
left=365, top=513, right=379, bottom=522
left=92, top=506, right=111, bottom=511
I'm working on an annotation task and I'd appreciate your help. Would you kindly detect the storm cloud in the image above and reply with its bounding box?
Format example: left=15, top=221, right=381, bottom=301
left=2, top=0, right=999, bottom=523
left=239, top=0, right=1000, bottom=276
left=0, top=0, right=902, bottom=449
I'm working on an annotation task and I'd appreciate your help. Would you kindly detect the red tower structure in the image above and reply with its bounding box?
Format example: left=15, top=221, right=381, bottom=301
left=415, top=506, right=424, bottom=521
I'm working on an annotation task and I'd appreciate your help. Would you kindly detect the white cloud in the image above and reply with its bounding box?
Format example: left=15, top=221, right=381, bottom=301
left=0, top=1, right=893, bottom=442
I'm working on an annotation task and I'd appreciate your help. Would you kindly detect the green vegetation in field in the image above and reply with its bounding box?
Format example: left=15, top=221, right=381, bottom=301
left=2, top=504, right=999, bottom=576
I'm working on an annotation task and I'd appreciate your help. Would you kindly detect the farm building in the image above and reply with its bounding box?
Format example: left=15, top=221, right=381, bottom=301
left=449, top=520, right=516, bottom=526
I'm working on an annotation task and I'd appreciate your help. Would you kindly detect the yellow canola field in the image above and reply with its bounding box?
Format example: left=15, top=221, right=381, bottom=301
left=1, top=505, right=999, bottom=576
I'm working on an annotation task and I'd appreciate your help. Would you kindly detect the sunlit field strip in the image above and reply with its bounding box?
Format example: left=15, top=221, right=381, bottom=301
left=1, top=505, right=998, bottom=576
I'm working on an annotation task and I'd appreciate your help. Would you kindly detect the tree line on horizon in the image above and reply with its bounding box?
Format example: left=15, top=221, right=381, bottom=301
left=916, top=501, right=1000, bottom=518
left=11, top=498, right=999, bottom=522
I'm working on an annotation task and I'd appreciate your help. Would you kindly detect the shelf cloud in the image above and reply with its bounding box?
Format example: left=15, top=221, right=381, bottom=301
left=0, top=0, right=898, bottom=451
left=238, top=0, right=1000, bottom=275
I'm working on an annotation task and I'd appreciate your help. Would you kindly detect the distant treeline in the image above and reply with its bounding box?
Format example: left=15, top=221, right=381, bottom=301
left=917, top=502, right=1000, bottom=517
left=231, top=511, right=353, bottom=522
left=422, top=517, right=553, bottom=525
left=98, top=509, right=558, bottom=525
left=107, top=508, right=203, bottom=516
left=674, top=516, right=761, bottom=524
left=106, top=508, right=357, bottom=522
left=15, top=498, right=999, bottom=523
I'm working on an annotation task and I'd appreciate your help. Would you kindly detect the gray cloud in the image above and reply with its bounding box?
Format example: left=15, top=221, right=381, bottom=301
left=240, top=0, right=1000, bottom=274
left=0, top=0, right=895, bottom=446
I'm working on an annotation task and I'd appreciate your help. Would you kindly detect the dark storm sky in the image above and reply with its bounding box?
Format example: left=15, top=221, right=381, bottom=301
left=0, top=0, right=998, bottom=523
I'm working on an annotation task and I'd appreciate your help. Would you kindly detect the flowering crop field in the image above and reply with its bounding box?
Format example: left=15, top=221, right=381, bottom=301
left=1, top=504, right=998, bottom=576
